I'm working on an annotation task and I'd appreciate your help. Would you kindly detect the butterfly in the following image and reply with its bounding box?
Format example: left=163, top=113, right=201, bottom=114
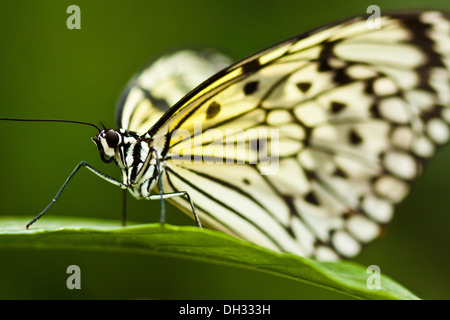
left=5, top=10, right=450, bottom=261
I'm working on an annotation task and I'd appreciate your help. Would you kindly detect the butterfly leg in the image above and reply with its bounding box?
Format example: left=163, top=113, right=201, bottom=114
left=121, top=188, right=127, bottom=227
left=26, top=161, right=127, bottom=229
left=148, top=191, right=202, bottom=230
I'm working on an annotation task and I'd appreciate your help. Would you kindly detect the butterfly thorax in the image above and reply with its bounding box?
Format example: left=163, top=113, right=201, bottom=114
left=92, top=128, right=162, bottom=199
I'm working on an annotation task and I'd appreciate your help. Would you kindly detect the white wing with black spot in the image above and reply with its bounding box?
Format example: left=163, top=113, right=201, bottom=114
left=117, top=49, right=233, bottom=134
left=119, top=11, right=450, bottom=260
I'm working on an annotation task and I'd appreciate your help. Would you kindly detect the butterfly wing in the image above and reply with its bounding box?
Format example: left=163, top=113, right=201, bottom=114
left=121, top=11, right=450, bottom=260
left=116, top=49, right=232, bottom=134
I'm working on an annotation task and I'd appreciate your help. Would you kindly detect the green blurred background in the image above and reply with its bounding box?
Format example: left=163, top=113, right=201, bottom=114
left=0, top=0, right=449, bottom=299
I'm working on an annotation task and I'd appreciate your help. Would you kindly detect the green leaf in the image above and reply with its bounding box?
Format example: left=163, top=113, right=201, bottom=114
left=0, top=216, right=419, bottom=300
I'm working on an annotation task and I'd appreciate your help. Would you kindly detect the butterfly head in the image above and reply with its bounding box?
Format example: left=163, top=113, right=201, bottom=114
left=92, top=129, right=122, bottom=163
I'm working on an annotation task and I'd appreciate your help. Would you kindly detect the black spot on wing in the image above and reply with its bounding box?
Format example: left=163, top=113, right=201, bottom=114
left=296, top=82, right=312, bottom=93
left=333, top=167, right=348, bottom=178
left=206, top=101, right=221, bottom=120
left=349, top=129, right=363, bottom=145
left=243, top=81, right=259, bottom=95
left=330, top=101, right=346, bottom=114
left=304, top=191, right=320, bottom=206
left=241, top=58, right=261, bottom=74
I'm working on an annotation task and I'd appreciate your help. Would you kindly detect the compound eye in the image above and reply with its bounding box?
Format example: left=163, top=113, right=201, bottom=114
left=105, top=130, right=120, bottom=148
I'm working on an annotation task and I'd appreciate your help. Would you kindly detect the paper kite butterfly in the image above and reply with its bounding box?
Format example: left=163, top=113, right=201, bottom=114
left=2, top=10, right=449, bottom=260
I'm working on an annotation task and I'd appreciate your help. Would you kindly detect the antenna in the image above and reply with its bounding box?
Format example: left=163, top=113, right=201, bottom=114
left=0, top=117, right=102, bottom=132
